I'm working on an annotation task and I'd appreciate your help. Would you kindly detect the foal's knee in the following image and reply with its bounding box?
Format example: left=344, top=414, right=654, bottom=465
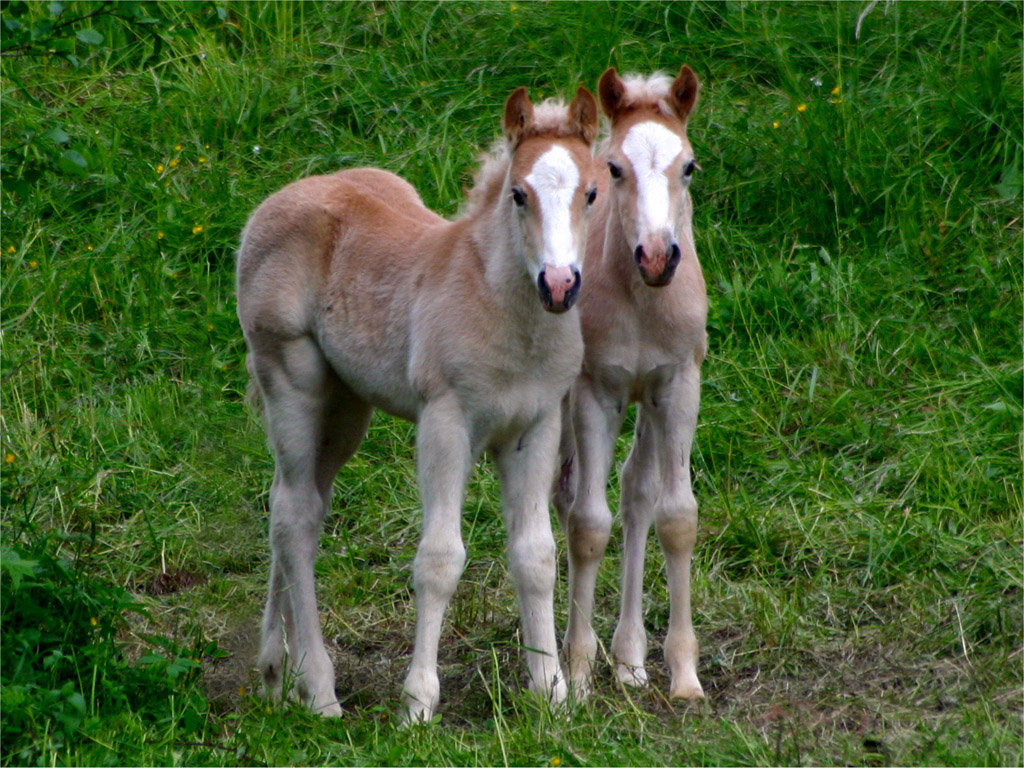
left=413, top=539, right=466, bottom=599
left=509, top=533, right=557, bottom=596
left=656, top=492, right=698, bottom=556
left=567, top=502, right=612, bottom=561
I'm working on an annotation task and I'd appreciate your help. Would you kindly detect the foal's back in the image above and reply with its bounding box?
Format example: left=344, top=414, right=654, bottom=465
left=237, top=168, right=447, bottom=420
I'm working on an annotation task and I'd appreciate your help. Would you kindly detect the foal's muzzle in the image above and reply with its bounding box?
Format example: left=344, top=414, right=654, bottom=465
left=537, top=265, right=582, bottom=313
left=634, top=241, right=681, bottom=287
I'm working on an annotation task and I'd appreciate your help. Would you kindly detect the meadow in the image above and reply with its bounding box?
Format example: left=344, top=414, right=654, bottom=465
left=1, top=1, right=1021, bottom=765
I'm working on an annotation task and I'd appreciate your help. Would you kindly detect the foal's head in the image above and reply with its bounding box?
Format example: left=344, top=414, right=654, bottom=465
left=503, top=86, right=600, bottom=313
left=599, top=65, right=700, bottom=287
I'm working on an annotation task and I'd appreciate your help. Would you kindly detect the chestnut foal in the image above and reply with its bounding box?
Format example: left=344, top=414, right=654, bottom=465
left=555, top=65, right=707, bottom=701
left=238, top=86, right=600, bottom=721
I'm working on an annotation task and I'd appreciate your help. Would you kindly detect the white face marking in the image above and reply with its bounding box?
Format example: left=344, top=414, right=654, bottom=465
left=621, top=121, right=683, bottom=235
left=524, top=145, right=580, bottom=269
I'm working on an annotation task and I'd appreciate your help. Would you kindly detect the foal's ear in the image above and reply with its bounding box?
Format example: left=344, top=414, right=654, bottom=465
left=568, top=86, right=599, bottom=146
left=670, top=65, right=700, bottom=123
left=598, top=67, right=626, bottom=119
left=504, top=87, right=535, bottom=148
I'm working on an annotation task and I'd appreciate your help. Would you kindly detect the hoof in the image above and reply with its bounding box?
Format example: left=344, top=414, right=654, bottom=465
left=615, top=663, right=649, bottom=688
left=669, top=680, right=705, bottom=701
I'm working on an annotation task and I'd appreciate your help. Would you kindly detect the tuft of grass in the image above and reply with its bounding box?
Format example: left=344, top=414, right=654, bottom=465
left=2, top=1, right=1021, bottom=765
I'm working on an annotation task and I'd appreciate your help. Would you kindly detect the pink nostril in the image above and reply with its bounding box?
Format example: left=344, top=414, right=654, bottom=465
left=537, top=264, right=582, bottom=311
left=544, top=266, right=574, bottom=304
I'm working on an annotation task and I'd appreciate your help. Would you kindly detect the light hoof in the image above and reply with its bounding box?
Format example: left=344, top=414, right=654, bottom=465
left=615, top=663, right=649, bottom=688
left=315, top=699, right=344, bottom=717
left=398, top=701, right=436, bottom=727
left=669, top=679, right=705, bottom=701
left=567, top=673, right=593, bottom=702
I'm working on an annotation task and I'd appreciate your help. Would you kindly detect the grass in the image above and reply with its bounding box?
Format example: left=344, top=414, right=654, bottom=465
left=1, top=0, right=1021, bottom=765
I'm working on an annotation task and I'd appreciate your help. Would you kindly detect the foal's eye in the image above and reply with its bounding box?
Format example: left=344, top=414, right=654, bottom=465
left=586, top=187, right=597, bottom=206
left=511, top=187, right=527, bottom=207
left=683, top=159, right=698, bottom=178
left=607, top=161, right=623, bottom=180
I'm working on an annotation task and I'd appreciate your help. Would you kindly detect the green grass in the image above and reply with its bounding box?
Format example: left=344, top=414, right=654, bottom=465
left=1, top=1, right=1021, bottom=765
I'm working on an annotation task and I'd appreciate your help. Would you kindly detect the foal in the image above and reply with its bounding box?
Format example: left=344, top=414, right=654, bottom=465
left=554, top=66, right=706, bottom=700
left=237, top=87, right=600, bottom=721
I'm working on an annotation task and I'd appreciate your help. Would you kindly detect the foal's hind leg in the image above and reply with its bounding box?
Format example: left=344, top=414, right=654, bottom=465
left=253, top=336, right=371, bottom=716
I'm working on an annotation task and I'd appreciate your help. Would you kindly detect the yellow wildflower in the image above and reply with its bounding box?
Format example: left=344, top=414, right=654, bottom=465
left=90, top=616, right=98, bottom=626
left=156, top=163, right=165, bottom=173
left=796, top=103, right=807, bottom=113
left=207, top=323, right=214, bottom=332
left=192, top=223, right=204, bottom=234
left=29, top=260, right=38, bottom=268
left=551, top=758, right=561, bottom=767
left=772, top=120, right=780, bottom=129
left=238, top=686, right=246, bottom=696
left=86, top=245, right=94, bottom=251
left=831, top=85, right=841, bottom=95
left=6, top=245, right=15, bottom=253
left=4, top=453, right=14, bottom=463
left=174, top=143, right=183, bottom=151
left=169, top=158, right=179, bottom=168
left=157, top=231, right=165, bottom=240
left=198, top=156, right=208, bottom=164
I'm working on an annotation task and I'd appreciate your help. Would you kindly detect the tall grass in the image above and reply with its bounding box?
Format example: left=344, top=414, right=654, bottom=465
left=2, top=1, right=1021, bottom=765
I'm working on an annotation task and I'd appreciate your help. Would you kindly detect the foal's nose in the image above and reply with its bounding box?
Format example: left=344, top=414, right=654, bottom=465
left=537, top=264, right=582, bottom=313
left=634, top=240, right=681, bottom=286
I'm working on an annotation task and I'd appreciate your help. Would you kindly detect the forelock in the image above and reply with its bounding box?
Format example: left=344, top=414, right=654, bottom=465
left=617, top=72, right=677, bottom=119
left=519, top=99, right=580, bottom=141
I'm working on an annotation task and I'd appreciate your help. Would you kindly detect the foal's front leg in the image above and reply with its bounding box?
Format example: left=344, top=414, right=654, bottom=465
left=496, top=413, right=568, bottom=709
left=613, top=365, right=704, bottom=699
left=402, top=397, right=473, bottom=723
left=562, top=376, right=625, bottom=696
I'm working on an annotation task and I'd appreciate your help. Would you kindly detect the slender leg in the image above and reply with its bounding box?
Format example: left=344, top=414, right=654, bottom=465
left=552, top=392, right=576, bottom=531
left=496, top=412, right=566, bottom=708
left=653, top=364, right=704, bottom=700
left=252, top=335, right=371, bottom=717
left=612, top=364, right=703, bottom=698
left=610, top=404, right=661, bottom=688
left=401, top=396, right=472, bottom=723
left=562, top=375, right=625, bottom=695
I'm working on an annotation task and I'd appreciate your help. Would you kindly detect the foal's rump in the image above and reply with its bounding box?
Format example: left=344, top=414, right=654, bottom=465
left=237, top=168, right=446, bottom=420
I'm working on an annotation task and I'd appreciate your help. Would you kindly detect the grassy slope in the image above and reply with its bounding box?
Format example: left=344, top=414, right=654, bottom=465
left=1, top=1, right=1021, bottom=765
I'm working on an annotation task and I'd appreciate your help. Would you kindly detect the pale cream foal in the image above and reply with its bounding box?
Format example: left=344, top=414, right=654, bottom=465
left=555, top=65, right=707, bottom=701
left=237, top=86, right=601, bottom=721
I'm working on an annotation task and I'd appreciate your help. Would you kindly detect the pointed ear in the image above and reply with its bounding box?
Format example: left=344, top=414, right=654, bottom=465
left=503, top=87, right=534, bottom=148
left=568, top=86, right=599, bottom=146
left=598, top=67, right=626, bottom=119
left=670, top=65, right=700, bottom=123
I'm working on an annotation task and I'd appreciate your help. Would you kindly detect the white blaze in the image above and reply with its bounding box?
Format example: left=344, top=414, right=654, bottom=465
left=621, top=121, right=683, bottom=235
left=525, top=145, right=580, bottom=268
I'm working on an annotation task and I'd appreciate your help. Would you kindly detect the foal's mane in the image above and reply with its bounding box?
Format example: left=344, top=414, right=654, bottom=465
left=460, top=99, right=577, bottom=219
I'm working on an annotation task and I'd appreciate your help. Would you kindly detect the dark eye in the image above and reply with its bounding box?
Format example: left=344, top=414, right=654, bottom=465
left=586, top=187, right=597, bottom=206
left=607, top=162, right=622, bottom=180
left=683, top=159, right=698, bottom=178
left=511, top=187, right=527, bottom=207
